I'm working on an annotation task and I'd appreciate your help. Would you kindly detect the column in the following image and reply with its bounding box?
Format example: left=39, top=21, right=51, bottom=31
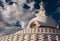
left=17, top=35, right=24, bottom=41
left=39, top=28, right=41, bottom=33
left=0, top=37, right=2, bottom=41
left=24, top=29, right=26, bottom=34
left=30, top=34, right=37, bottom=41
left=2, top=36, right=5, bottom=41
left=37, top=34, right=44, bottom=41
left=55, top=29, right=57, bottom=33
left=32, top=28, right=35, bottom=33
left=8, top=35, right=13, bottom=41
left=13, top=35, right=17, bottom=41
left=43, top=28, right=45, bottom=33
left=48, top=35, right=52, bottom=41
left=56, top=35, right=59, bottom=41
left=47, top=28, right=50, bottom=33
left=5, top=36, right=9, bottom=41
left=41, top=34, right=45, bottom=41
left=35, top=28, right=38, bottom=33
left=29, top=28, right=32, bottom=33
left=24, top=34, right=30, bottom=41
left=51, top=29, right=53, bottom=33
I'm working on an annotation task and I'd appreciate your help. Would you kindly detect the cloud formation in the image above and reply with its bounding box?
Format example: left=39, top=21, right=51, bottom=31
left=0, top=0, right=37, bottom=36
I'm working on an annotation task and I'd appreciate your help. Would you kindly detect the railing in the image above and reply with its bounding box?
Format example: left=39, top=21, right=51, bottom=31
left=15, top=27, right=60, bottom=35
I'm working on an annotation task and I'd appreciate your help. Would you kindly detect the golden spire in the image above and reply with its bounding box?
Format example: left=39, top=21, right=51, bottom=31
left=35, top=1, right=47, bottom=16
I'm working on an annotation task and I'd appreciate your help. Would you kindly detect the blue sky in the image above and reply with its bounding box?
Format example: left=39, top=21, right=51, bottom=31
left=0, top=0, right=60, bottom=36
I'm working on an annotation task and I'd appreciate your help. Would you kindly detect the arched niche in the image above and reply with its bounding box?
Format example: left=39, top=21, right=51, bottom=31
left=29, top=20, right=39, bottom=28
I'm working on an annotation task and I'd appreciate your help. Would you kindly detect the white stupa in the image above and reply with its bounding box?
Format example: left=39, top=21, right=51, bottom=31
left=28, top=1, right=57, bottom=28
left=0, top=1, right=60, bottom=41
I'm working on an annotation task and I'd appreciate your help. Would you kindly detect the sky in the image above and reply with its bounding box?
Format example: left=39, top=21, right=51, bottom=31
left=0, top=0, right=60, bottom=36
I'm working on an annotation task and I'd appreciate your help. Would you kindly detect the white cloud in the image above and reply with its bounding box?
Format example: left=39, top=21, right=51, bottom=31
left=0, top=0, right=36, bottom=36
left=27, top=2, right=35, bottom=11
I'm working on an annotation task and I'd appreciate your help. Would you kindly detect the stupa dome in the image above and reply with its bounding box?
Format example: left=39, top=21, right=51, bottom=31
left=28, top=1, right=57, bottom=28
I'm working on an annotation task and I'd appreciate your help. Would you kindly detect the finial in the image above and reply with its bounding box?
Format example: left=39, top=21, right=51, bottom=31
left=35, top=1, right=47, bottom=16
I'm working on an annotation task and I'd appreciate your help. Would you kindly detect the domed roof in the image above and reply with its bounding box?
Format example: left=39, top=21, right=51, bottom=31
left=28, top=16, right=57, bottom=28
left=28, top=1, right=57, bottom=28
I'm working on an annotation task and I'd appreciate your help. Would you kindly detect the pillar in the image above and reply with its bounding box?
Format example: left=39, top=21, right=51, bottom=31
left=37, top=34, right=44, bottom=41
left=17, top=35, right=24, bottom=41
left=56, top=35, right=59, bottom=41
left=13, top=35, right=17, bottom=41
left=1, top=36, right=5, bottom=41
left=8, top=35, right=13, bottom=41
left=48, top=35, right=52, bottom=41
left=30, top=34, right=36, bottom=41
left=5, top=36, right=9, bottom=41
